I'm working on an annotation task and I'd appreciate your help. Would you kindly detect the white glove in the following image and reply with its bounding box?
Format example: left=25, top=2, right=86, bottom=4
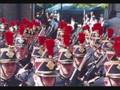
left=17, top=68, right=27, bottom=75
left=33, top=74, right=43, bottom=86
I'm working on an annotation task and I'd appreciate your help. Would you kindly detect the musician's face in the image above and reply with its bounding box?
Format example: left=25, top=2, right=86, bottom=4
left=16, top=48, right=27, bottom=60
left=84, top=30, right=89, bottom=37
left=40, top=76, right=56, bottom=86
left=33, top=25, right=36, bottom=30
left=2, top=62, right=16, bottom=79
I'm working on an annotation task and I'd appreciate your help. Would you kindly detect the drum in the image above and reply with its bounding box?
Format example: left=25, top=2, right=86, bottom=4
left=72, top=45, right=85, bottom=68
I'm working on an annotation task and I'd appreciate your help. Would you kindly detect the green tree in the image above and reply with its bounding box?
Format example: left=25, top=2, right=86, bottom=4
left=72, top=3, right=108, bottom=9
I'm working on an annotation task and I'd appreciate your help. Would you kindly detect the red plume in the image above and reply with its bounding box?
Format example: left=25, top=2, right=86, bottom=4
left=4, top=31, right=14, bottom=46
left=38, top=36, right=45, bottom=45
left=64, top=25, right=73, bottom=36
left=78, top=32, right=85, bottom=44
left=21, top=17, right=30, bottom=28
left=58, top=20, right=67, bottom=29
left=18, top=24, right=25, bottom=35
left=92, top=22, right=102, bottom=31
left=32, top=19, right=40, bottom=26
left=21, top=17, right=29, bottom=24
left=16, top=20, right=20, bottom=26
left=28, top=22, right=33, bottom=29
left=82, top=24, right=89, bottom=30
left=45, top=38, right=55, bottom=57
left=9, top=20, right=15, bottom=27
left=113, top=36, right=120, bottom=57
left=107, top=28, right=113, bottom=38
left=0, top=17, right=7, bottom=24
left=63, top=35, right=70, bottom=47
left=92, top=22, right=103, bottom=37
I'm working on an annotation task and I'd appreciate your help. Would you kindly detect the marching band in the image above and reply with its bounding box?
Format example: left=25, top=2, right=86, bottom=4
left=0, top=11, right=120, bottom=86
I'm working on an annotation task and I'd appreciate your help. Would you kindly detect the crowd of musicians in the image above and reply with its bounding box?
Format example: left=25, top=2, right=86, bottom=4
left=0, top=11, right=120, bottom=86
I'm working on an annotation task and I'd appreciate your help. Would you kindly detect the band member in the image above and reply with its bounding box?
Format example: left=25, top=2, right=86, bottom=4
left=9, top=20, right=17, bottom=32
left=73, top=32, right=86, bottom=68
left=31, top=36, right=46, bottom=58
left=4, top=29, right=15, bottom=49
left=32, top=38, right=58, bottom=86
left=82, top=24, right=90, bottom=46
left=32, top=37, right=55, bottom=62
left=56, top=20, right=67, bottom=39
left=55, top=20, right=67, bottom=50
left=102, top=28, right=115, bottom=61
left=0, top=47, right=22, bottom=86
left=34, top=58, right=58, bottom=86
left=93, top=36, right=120, bottom=86
left=0, top=17, right=7, bottom=30
left=32, top=19, right=41, bottom=34
left=74, top=33, right=106, bottom=84
left=15, top=24, right=30, bottom=67
left=31, top=36, right=46, bottom=70
left=55, top=25, right=74, bottom=86
left=0, top=29, right=21, bottom=86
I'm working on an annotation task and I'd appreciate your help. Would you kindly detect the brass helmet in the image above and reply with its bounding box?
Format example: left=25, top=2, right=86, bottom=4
left=0, top=47, right=17, bottom=63
left=73, top=32, right=86, bottom=58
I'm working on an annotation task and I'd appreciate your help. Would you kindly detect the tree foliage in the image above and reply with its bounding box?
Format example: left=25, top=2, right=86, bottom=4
left=72, top=3, right=108, bottom=9
left=38, top=3, right=108, bottom=10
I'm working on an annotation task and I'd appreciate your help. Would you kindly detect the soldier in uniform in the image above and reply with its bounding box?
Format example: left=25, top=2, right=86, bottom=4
left=81, top=24, right=91, bottom=47
left=31, top=36, right=46, bottom=70
left=9, top=20, right=17, bottom=32
left=0, top=29, right=21, bottom=86
left=0, top=17, right=7, bottom=30
left=0, top=47, right=22, bottom=86
left=69, top=23, right=107, bottom=86
left=55, top=24, right=74, bottom=86
left=34, top=58, right=58, bottom=86
left=15, top=24, right=30, bottom=68
left=16, top=38, right=56, bottom=86
left=68, top=32, right=87, bottom=86
left=32, top=38, right=58, bottom=86
left=102, top=28, right=115, bottom=61
left=73, top=32, right=86, bottom=68
left=92, top=36, right=120, bottom=86
left=34, top=38, right=58, bottom=86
